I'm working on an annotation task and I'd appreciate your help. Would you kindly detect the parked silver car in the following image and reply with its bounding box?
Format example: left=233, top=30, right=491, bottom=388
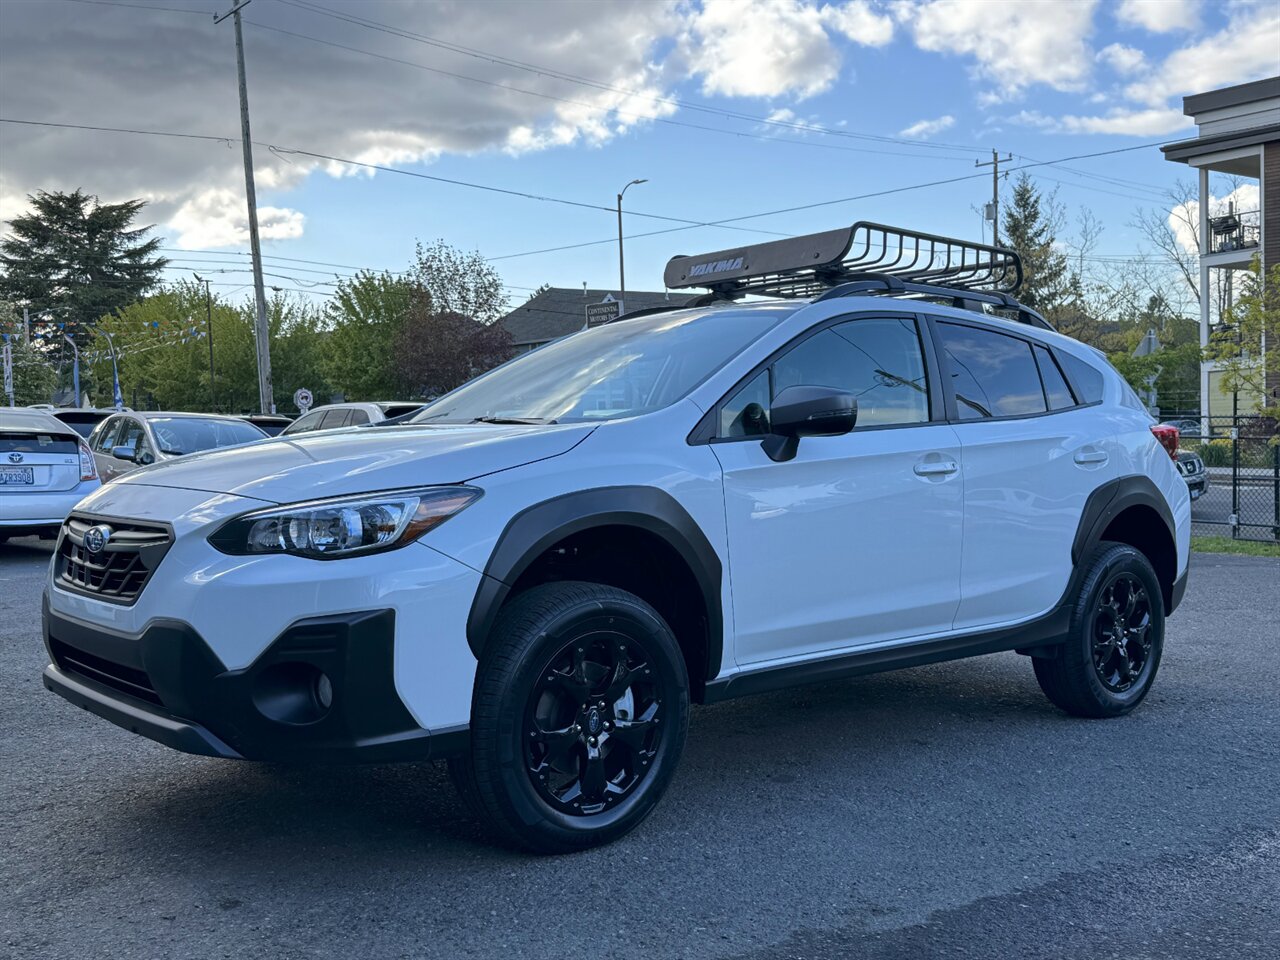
left=86, top=412, right=268, bottom=482
left=1, top=409, right=101, bottom=541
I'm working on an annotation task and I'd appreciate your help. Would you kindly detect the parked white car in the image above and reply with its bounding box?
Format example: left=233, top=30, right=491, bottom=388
left=40, top=224, right=1190, bottom=853
left=279, top=402, right=424, bottom=436
left=1, top=409, right=100, bottom=541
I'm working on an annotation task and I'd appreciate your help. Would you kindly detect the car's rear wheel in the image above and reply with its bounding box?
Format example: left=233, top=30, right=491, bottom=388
left=1033, top=542, right=1165, bottom=718
left=450, top=581, right=689, bottom=854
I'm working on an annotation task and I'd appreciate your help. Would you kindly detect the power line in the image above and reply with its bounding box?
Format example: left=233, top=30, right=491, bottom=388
left=272, top=0, right=980, bottom=156
left=242, top=18, right=979, bottom=164
left=56, top=0, right=216, bottom=15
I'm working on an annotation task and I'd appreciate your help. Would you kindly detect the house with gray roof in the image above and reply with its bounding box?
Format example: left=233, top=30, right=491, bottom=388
left=500, top=288, right=697, bottom=352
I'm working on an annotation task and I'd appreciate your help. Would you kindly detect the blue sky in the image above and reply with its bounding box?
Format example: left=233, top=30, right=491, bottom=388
left=2, top=0, right=1278, bottom=308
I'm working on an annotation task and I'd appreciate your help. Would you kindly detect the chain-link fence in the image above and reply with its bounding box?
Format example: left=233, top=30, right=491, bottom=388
left=1177, top=416, right=1280, bottom=542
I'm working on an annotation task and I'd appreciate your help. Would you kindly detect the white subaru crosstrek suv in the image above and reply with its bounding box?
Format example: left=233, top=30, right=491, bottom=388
left=41, top=224, right=1189, bottom=853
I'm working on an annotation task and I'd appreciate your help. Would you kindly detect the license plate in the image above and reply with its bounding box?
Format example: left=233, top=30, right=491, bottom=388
left=0, top=467, right=34, bottom=485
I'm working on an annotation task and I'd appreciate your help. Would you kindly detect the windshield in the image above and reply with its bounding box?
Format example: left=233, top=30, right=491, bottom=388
left=408, top=306, right=791, bottom=424
left=148, top=417, right=266, bottom=455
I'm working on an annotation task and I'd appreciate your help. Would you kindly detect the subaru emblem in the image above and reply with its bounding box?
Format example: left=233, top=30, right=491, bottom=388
left=7, top=452, right=21, bottom=464
left=83, top=525, right=112, bottom=555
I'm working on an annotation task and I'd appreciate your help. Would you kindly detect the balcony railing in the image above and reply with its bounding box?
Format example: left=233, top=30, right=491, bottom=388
left=1209, top=207, right=1260, bottom=254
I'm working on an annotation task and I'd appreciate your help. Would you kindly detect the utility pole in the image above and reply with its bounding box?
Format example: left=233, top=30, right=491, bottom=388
left=194, top=273, right=216, bottom=412
left=215, top=0, right=273, bottom=414
left=975, top=150, right=1012, bottom=247
left=616, top=178, right=647, bottom=314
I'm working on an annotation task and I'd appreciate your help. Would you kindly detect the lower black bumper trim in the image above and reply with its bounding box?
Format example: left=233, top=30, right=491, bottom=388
left=44, top=664, right=242, bottom=759
left=1169, top=566, right=1188, bottom=615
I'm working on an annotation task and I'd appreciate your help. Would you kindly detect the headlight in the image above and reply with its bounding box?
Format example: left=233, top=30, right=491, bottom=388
left=208, top=486, right=481, bottom=559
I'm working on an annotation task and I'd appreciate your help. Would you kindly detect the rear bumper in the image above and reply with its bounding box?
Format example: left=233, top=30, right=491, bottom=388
left=2, top=484, right=99, bottom=525
left=42, top=599, right=468, bottom=764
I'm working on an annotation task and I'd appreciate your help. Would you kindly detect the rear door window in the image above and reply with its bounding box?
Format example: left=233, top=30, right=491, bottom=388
left=346, top=408, right=371, bottom=426
left=282, top=410, right=324, bottom=435
left=937, top=323, right=1047, bottom=420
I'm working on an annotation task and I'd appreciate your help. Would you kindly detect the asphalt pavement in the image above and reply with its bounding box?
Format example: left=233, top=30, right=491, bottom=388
left=2, top=537, right=1277, bottom=960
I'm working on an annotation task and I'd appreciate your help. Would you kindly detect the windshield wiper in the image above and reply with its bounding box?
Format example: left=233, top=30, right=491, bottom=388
left=470, top=416, right=556, bottom=425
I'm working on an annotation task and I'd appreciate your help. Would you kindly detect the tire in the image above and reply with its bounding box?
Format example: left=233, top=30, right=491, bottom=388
left=1033, top=541, right=1165, bottom=718
left=449, top=581, right=690, bottom=854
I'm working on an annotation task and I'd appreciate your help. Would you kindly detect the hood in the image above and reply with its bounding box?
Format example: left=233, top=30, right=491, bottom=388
left=112, top=422, right=594, bottom=503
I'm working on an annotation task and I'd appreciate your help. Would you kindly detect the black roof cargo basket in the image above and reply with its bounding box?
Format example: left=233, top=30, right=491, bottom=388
left=660, top=221, right=1052, bottom=330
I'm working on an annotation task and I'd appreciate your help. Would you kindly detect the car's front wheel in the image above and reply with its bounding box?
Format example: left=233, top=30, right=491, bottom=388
left=450, top=581, right=690, bottom=854
left=1033, top=541, right=1165, bottom=718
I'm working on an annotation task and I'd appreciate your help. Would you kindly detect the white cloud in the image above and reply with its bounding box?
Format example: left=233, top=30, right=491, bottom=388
left=822, top=1, right=895, bottom=46
left=893, top=0, right=1100, bottom=101
left=898, top=114, right=955, bottom=139
left=1116, top=0, right=1199, bottom=33
left=1097, top=42, right=1147, bottom=76
left=681, top=0, right=842, bottom=99
left=1010, top=106, right=1192, bottom=136
left=0, top=0, right=682, bottom=247
left=1123, top=4, right=1280, bottom=106
left=167, top=189, right=305, bottom=249
left=1169, top=183, right=1259, bottom=255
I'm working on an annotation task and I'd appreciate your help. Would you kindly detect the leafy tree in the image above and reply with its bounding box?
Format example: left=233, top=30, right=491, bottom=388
left=1002, top=173, right=1071, bottom=315
left=1204, top=259, right=1280, bottom=419
left=393, top=297, right=512, bottom=399
left=93, top=284, right=330, bottom=413
left=411, top=239, right=508, bottom=324
left=0, top=190, right=167, bottom=343
left=1, top=304, right=59, bottom=406
left=321, top=270, right=412, bottom=400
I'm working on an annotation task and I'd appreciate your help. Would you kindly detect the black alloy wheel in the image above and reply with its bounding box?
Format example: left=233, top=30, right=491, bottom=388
left=526, top=632, right=663, bottom=816
left=1090, top=572, right=1154, bottom=693
left=451, top=581, right=689, bottom=854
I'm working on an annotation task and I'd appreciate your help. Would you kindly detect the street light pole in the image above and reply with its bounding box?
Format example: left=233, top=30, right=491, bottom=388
left=215, top=0, right=273, bottom=414
left=194, top=273, right=216, bottom=412
left=616, top=178, right=647, bottom=313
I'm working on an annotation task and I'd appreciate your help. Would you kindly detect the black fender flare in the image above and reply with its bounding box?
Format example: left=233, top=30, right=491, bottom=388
left=1070, top=474, right=1179, bottom=612
left=465, top=486, right=724, bottom=681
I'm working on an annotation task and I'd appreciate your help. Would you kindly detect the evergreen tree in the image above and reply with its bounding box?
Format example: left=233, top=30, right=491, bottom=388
left=1002, top=173, right=1070, bottom=314
left=0, top=190, right=167, bottom=344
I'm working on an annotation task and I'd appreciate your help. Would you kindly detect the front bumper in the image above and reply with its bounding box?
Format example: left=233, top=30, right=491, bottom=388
left=42, top=600, right=468, bottom=763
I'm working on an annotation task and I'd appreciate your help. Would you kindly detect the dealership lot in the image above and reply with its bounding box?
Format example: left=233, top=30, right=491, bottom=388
left=2, top=539, right=1277, bottom=960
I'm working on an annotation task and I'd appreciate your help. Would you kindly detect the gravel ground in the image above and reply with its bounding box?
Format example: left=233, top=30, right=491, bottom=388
left=2, top=538, right=1277, bottom=960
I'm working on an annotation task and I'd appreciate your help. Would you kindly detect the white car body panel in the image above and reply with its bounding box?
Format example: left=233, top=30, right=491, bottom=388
left=711, top=422, right=965, bottom=664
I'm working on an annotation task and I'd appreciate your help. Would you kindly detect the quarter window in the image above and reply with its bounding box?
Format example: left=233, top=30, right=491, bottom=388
left=1057, top=351, right=1105, bottom=405
left=937, top=323, right=1047, bottom=420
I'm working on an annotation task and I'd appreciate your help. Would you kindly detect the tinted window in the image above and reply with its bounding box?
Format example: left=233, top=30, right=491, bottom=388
left=281, top=410, right=324, bottom=436
left=1057, top=351, right=1105, bottom=404
left=147, top=417, right=265, bottom=455
left=53, top=413, right=106, bottom=438
left=0, top=432, right=78, bottom=453
left=938, top=323, right=1047, bottom=420
left=1034, top=345, right=1076, bottom=410
left=319, top=409, right=351, bottom=429
left=346, top=409, right=370, bottom=426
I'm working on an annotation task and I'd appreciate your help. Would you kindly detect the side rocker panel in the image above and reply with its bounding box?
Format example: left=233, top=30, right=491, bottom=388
left=465, top=486, right=724, bottom=681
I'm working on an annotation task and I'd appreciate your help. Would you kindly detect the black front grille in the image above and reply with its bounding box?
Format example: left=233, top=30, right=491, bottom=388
left=49, top=636, right=162, bottom=706
left=57, top=515, right=173, bottom=605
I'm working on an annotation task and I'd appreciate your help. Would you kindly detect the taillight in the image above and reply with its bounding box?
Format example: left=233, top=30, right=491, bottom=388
left=78, top=440, right=98, bottom=481
left=1150, top=425, right=1178, bottom=461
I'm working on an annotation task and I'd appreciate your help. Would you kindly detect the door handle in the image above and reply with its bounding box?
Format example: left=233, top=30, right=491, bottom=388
left=914, top=459, right=959, bottom=477
left=1074, top=449, right=1109, bottom=465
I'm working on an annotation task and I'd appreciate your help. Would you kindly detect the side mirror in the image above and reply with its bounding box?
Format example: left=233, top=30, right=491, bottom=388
left=111, top=445, right=137, bottom=463
left=761, top=385, right=858, bottom=463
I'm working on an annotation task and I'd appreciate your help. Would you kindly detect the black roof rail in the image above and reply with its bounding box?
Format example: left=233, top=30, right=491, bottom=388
left=661, top=221, right=1054, bottom=330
